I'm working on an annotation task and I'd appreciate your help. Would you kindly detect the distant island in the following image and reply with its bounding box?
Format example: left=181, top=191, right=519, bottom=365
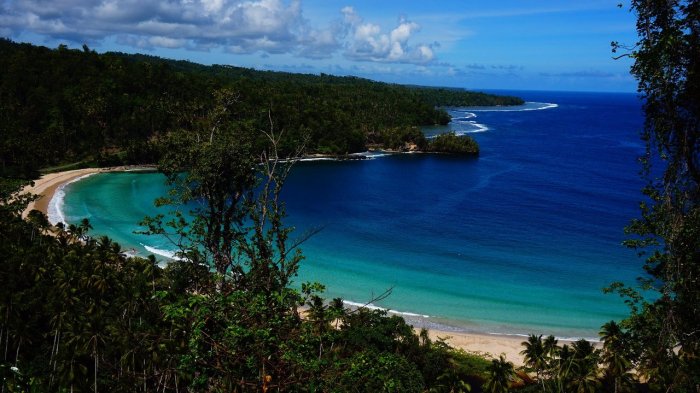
left=0, top=39, right=521, bottom=177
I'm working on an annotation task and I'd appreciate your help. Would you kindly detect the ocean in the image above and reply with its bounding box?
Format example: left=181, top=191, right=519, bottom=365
left=57, top=90, right=645, bottom=340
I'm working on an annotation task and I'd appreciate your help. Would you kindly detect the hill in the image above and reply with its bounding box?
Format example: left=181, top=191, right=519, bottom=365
left=0, top=39, right=522, bottom=177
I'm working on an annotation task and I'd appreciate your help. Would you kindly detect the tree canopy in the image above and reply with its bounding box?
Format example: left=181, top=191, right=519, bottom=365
left=0, top=39, right=521, bottom=178
left=609, top=0, right=700, bottom=391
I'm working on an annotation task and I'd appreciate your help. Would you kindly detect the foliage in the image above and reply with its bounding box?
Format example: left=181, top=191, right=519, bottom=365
left=334, top=351, right=424, bottom=393
left=0, top=39, right=517, bottom=176
left=411, top=86, right=524, bottom=107
left=0, top=181, right=177, bottom=391
left=428, top=132, right=480, bottom=155
left=515, top=336, right=623, bottom=393
left=608, top=1, right=700, bottom=391
left=484, top=355, right=515, bottom=393
left=374, top=126, right=429, bottom=151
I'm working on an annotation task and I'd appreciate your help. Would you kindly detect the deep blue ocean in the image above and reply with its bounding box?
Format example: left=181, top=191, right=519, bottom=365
left=59, top=90, right=646, bottom=339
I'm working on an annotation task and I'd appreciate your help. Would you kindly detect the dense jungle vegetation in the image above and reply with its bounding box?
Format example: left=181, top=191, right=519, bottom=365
left=1, top=0, right=699, bottom=389
left=0, top=39, right=514, bottom=178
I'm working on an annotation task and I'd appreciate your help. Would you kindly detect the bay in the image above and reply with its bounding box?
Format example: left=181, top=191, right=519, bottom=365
left=61, top=90, right=645, bottom=339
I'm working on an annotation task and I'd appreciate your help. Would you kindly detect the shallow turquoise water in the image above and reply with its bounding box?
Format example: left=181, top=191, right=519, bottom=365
left=60, top=90, right=645, bottom=339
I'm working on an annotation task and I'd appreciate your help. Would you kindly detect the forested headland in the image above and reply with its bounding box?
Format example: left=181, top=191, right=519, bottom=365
left=0, top=39, right=521, bottom=178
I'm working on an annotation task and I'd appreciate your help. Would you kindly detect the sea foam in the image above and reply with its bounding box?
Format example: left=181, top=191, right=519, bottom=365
left=141, top=243, right=185, bottom=261
left=464, top=102, right=558, bottom=112
left=342, top=300, right=430, bottom=318
left=485, top=332, right=601, bottom=343
left=444, top=111, right=490, bottom=134
left=47, top=173, right=97, bottom=226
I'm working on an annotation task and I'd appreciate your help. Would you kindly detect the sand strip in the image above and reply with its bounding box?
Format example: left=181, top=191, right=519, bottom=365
left=421, top=329, right=529, bottom=366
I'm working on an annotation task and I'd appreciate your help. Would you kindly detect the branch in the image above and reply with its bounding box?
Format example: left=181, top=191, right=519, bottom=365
left=344, top=286, right=395, bottom=315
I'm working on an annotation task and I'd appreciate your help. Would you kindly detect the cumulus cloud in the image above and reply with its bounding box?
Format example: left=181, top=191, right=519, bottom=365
left=1, top=0, right=306, bottom=52
left=342, top=7, right=434, bottom=64
left=0, top=0, right=438, bottom=64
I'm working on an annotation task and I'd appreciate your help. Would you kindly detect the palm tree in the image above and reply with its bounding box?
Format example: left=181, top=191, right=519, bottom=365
left=543, top=335, right=558, bottom=358
left=600, top=321, right=634, bottom=393
left=26, top=209, right=50, bottom=242
left=568, top=339, right=601, bottom=393
left=484, top=354, right=515, bottom=393
left=552, top=344, right=575, bottom=391
left=520, top=334, right=547, bottom=389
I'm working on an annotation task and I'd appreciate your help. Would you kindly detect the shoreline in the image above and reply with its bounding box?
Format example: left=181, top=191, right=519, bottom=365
left=18, top=166, right=597, bottom=366
left=421, top=329, right=529, bottom=366
left=20, top=165, right=155, bottom=219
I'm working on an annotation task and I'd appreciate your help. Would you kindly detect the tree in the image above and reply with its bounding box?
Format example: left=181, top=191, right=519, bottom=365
left=427, top=132, right=479, bottom=155
left=599, top=321, right=634, bottom=393
left=336, top=351, right=425, bottom=393
left=568, top=340, right=601, bottom=393
left=142, top=89, right=257, bottom=284
left=520, top=334, right=547, bottom=389
left=552, top=344, right=575, bottom=391
left=139, top=90, right=319, bottom=390
left=611, top=1, right=700, bottom=390
left=542, top=335, right=558, bottom=359
left=484, top=355, right=515, bottom=393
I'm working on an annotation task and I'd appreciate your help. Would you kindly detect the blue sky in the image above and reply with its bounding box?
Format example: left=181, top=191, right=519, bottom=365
left=0, top=0, right=639, bottom=92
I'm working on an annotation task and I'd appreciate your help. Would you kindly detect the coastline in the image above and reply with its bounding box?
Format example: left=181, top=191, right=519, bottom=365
left=20, top=166, right=155, bottom=219
left=422, top=329, right=530, bottom=366
left=21, top=168, right=103, bottom=219
left=18, top=166, right=598, bottom=367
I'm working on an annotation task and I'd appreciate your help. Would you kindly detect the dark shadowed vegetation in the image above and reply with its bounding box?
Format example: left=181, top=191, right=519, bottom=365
left=0, top=39, right=521, bottom=178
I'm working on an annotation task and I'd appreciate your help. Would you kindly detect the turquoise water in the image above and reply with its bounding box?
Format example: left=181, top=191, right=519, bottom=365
left=59, top=90, right=645, bottom=339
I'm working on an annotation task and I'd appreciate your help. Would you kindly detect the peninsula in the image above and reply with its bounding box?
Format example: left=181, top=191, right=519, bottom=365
left=0, top=39, right=520, bottom=178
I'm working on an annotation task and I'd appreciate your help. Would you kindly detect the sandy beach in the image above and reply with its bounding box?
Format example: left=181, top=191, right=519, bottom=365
left=422, top=329, right=531, bottom=366
left=20, top=166, right=155, bottom=220
left=19, top=167, right=552, bottom=366
left=20, top=168, right=105, bottom=219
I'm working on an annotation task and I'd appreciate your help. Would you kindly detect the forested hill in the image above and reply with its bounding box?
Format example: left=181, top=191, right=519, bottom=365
left=111, top=51, right=524, bottom=108
left=0, top=39, right=522, bottom=177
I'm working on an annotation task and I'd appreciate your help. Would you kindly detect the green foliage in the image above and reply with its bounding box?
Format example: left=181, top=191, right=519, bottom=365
left=411, top=86, right=524, bottom=107
left=428, top=132, right=480, bottom=155
left=0, top=39, right=198, bottom=177
left=607, top=1, right=700, bottom=391
left=335, top=351, right=424, bottom=393
left=376, top=126, right=428, bottom=151
left=599, top=321, right=635, bottom=393
left=484, top=355, right=515, bottom=393
left=1, top=180, right=178, bottom=391
left=0, top=39, right=518, bottom=176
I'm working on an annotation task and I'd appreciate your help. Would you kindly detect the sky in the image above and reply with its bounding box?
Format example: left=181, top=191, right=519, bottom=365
left=0, top=0, right=640, bottom=92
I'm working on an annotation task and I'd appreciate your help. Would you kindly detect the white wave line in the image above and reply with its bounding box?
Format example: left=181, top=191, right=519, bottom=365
left=486, top=331, right=601, bottom=343
left=140, top=243, right=186, bottom=261
left=342, top=300, right=430, bottom=318
left=47, top=173, right=98, bottom=226
left=465, top=102, right=558, bottom=112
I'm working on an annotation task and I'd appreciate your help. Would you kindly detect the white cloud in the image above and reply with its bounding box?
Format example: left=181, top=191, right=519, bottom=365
left=1, top=0, right=305, bottom=51
left=1, top=0, right=439, bottom=64
left=390, top=20, right=418, bottom=43
left=149, top=35, right=187, bottom=48
left=342, top=8, right=435, bottom=64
